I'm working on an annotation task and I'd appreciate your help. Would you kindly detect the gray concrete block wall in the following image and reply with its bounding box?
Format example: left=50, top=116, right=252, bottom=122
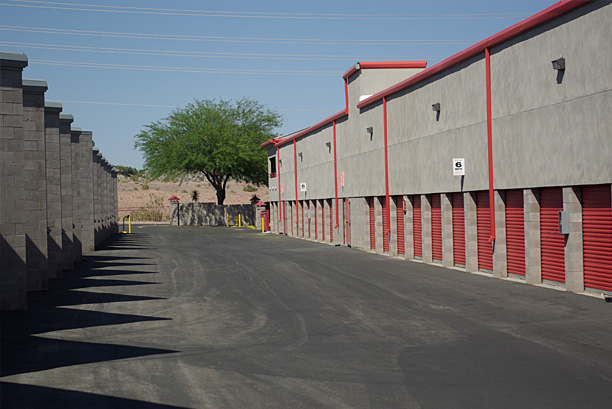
left=421, top=195, right=433, bottom=263
left=493, top=191, right=507, bottom=279
left=70, top=128, right=83, bottom=262
left=44, top=102, right=63, bottom=279
left=0, top=52, right=28, bottom=310
left=22, top=79, right=48, bottom=291
left=441, top=193, right=453, bottom=268
left=564, top=187, right=584, bottom=292
left=524, top=189, right=541, bottom=285
left=78, top=130, right=94, bottom=252
left=59, top=113, right=74, bottom=270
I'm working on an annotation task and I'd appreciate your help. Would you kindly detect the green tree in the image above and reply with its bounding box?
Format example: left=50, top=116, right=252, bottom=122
left=134, top=98, right=281, bottom=205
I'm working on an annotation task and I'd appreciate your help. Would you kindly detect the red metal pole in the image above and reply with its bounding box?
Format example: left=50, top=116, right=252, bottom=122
left=277, top=146, right=281, bottom=223
left=344, top=79, right=349, bottom=115
left=333, top=120, right=339, bottom=228
left=294, top=140, right=299, bottom=233
left=383, top=97, right=390, bottom=236
left=486, top=48, right=496, bottom=243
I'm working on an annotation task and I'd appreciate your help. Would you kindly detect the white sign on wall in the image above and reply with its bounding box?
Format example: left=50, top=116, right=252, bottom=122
left=339, top=172, right=344, bottom=187
left=280, top=183, right=284, bottom=193
left=453, top=158, right=465, bottom=176
left=300, top=182, right=307, bottom=192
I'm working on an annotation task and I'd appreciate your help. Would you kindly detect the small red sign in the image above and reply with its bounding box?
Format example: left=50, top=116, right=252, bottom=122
left=339, top=172, right=344, bottom=187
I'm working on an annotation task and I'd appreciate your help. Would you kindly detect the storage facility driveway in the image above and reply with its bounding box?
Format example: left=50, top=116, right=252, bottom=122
left=2, top=226, right=612, bottom=408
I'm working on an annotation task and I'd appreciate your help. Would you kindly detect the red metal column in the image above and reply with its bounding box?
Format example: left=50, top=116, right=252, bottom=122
left=383, top=97, right=391, bottom=241
left=294, top=140, right=298, bottom=235
left=505, top=190, right=526, bottom=276
left=582, top=185, right=612, bottom=291
left=321, top=200, right=325, bottom=242
left=486, top=48, right=496, bottom=243
left=329, top=199, right=334, bottom=243
left=333, top=121, right=339, bottom=229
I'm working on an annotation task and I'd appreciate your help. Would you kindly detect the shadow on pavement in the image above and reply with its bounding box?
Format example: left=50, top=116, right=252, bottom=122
left=0, top=236, right=177, bottom=379
left=0, top=382, right=189, bottom=409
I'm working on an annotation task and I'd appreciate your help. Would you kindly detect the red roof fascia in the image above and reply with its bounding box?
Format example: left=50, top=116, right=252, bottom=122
left=342, top=61, right=428, bottom=80
left=274, top=110, right=348, bottom=147
left=261, top=138, right=281, bottom=147
left=357, top=0, right=592, bottom=109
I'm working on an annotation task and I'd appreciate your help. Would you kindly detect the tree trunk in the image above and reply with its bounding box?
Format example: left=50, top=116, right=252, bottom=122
left=216, top=188, right=226, bottom=205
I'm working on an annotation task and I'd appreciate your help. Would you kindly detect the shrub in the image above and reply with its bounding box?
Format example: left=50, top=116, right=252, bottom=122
left=141, top=184, right=150, bottom=190
left=243, top=184, right=258, bottom=192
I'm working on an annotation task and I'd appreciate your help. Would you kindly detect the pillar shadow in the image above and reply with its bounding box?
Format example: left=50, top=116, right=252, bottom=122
left=0, top=382, right=188, bottom=409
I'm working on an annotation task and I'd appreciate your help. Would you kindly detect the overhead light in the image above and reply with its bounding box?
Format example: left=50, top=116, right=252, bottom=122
left=432, top=102, right=441, bottom=112
left=552, top=57, right=565, bottom=71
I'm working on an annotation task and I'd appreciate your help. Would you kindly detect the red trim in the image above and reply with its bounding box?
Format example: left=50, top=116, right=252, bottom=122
left=383, top=97, right=390, bottom=236
left=274, top=110, right=347, bottom=148
left=294, top=140, right=299, bottom=232
left=333, top=120, right=339, bottom=229
left=261, top=138, right=281, bottom=147
left=357, top=0, right=591, bottom=109
left=342, top=61, right=427, bottom=80
left=486, top=48, right=495, bottom=243
left=344, top=79, right=349, bottom=115
left=277, top=146, right=281, bottom=222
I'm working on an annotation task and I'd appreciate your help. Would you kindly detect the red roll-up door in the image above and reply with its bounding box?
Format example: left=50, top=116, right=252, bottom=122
left=283, top=202, right=287, bottom=234
left=314, top=201, right=318, bottom=240
left=369, top=197, right=376, bottom=250
left=505, top=190, right=525, bottom=276
left=452, top=193, right=466, bottom=266
left=307, top=202, right=311, bottom=238
left=477, top=191, right=493, bottom=272
left=432, top=194, right=443, bottom=262
left=583, top=185, right=612, bottom=292
left=290, top=202, right=294, bottom=236
left=344, top=198, right=351, bottom=247
left=321, top=200, right=325, bottom=242
left=396, top=196, right=405, bottom=255
left=382, top=197, right=389, bottom=252
left=328, top=199, right=333, bottom=243
left=413, top=195, right=422, bottom=258
left=540, top=187, right=565, bottom=283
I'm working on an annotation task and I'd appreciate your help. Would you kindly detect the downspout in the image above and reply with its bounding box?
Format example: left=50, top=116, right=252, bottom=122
left=344, top=79, right=349, bottom=115
left=333, top=120, right=339, bottom=229
left=294, top=140, right=299, bottom=232
left=383, top=97, right=390, bottom=236
left=277, top=146, right=281, bottom=223
left=486, top=48, right=496, bottom=243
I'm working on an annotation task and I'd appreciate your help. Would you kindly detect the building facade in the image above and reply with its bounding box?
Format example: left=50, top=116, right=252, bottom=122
left=263, top=1, right=612, bottom=296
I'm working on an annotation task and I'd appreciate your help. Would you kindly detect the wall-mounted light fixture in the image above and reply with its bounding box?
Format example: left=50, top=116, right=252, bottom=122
left=552, top=56, right=565, bottom=71
left=432, top=102, right=441, bottom=112
left=366, top=127, right=373, bottom=140
left=278, top=159, right=282, bottom=166
left=325, top=141, right=331, bottom=152
left=298, top=152, right=303, bottom=160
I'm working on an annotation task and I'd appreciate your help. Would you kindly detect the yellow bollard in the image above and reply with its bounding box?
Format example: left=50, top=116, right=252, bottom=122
left=128, top=215, right=131, bottom=234
left=262, top=217, right=264, bottom=233
left=239, top=214, right=242, bottom=227
left=226, top=213, right=229, bottom=227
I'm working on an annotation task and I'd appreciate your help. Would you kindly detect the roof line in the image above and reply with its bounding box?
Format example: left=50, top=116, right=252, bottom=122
left=273, top=110, right=348, bottom=147
left=357, top=0, right=592, bottom=109
left=342, top=60, right=428, bottom=80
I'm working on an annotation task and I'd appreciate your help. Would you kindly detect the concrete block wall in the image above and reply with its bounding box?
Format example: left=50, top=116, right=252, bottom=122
left=0, top=51, right=118, bottom=310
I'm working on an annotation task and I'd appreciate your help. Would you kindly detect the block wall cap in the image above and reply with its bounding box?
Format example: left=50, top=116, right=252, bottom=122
left=22, top=79, right=48, bottom=93
left=71, top=127, right=82, bottom=133
left=59, top=113, right=74, bottom=123
left=0, top=52, right=28, bottom=69
left=92, top=147, right=100, bottom=154
left=80, top=130, right=92, bottom=136
left=44, top=102, right=63, bottom=113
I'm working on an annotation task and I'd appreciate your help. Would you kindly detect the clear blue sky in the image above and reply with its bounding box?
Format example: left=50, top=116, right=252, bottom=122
left=0, top=0, right=558, bottom=168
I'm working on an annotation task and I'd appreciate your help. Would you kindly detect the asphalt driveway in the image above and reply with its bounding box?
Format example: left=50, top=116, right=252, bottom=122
left=2, top=226, right=612, bottom=408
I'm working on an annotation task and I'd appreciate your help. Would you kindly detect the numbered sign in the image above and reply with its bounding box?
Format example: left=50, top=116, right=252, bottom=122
left=300, top=182, right=307, bottom=192
left=453, top=158, right=465, bottom=176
